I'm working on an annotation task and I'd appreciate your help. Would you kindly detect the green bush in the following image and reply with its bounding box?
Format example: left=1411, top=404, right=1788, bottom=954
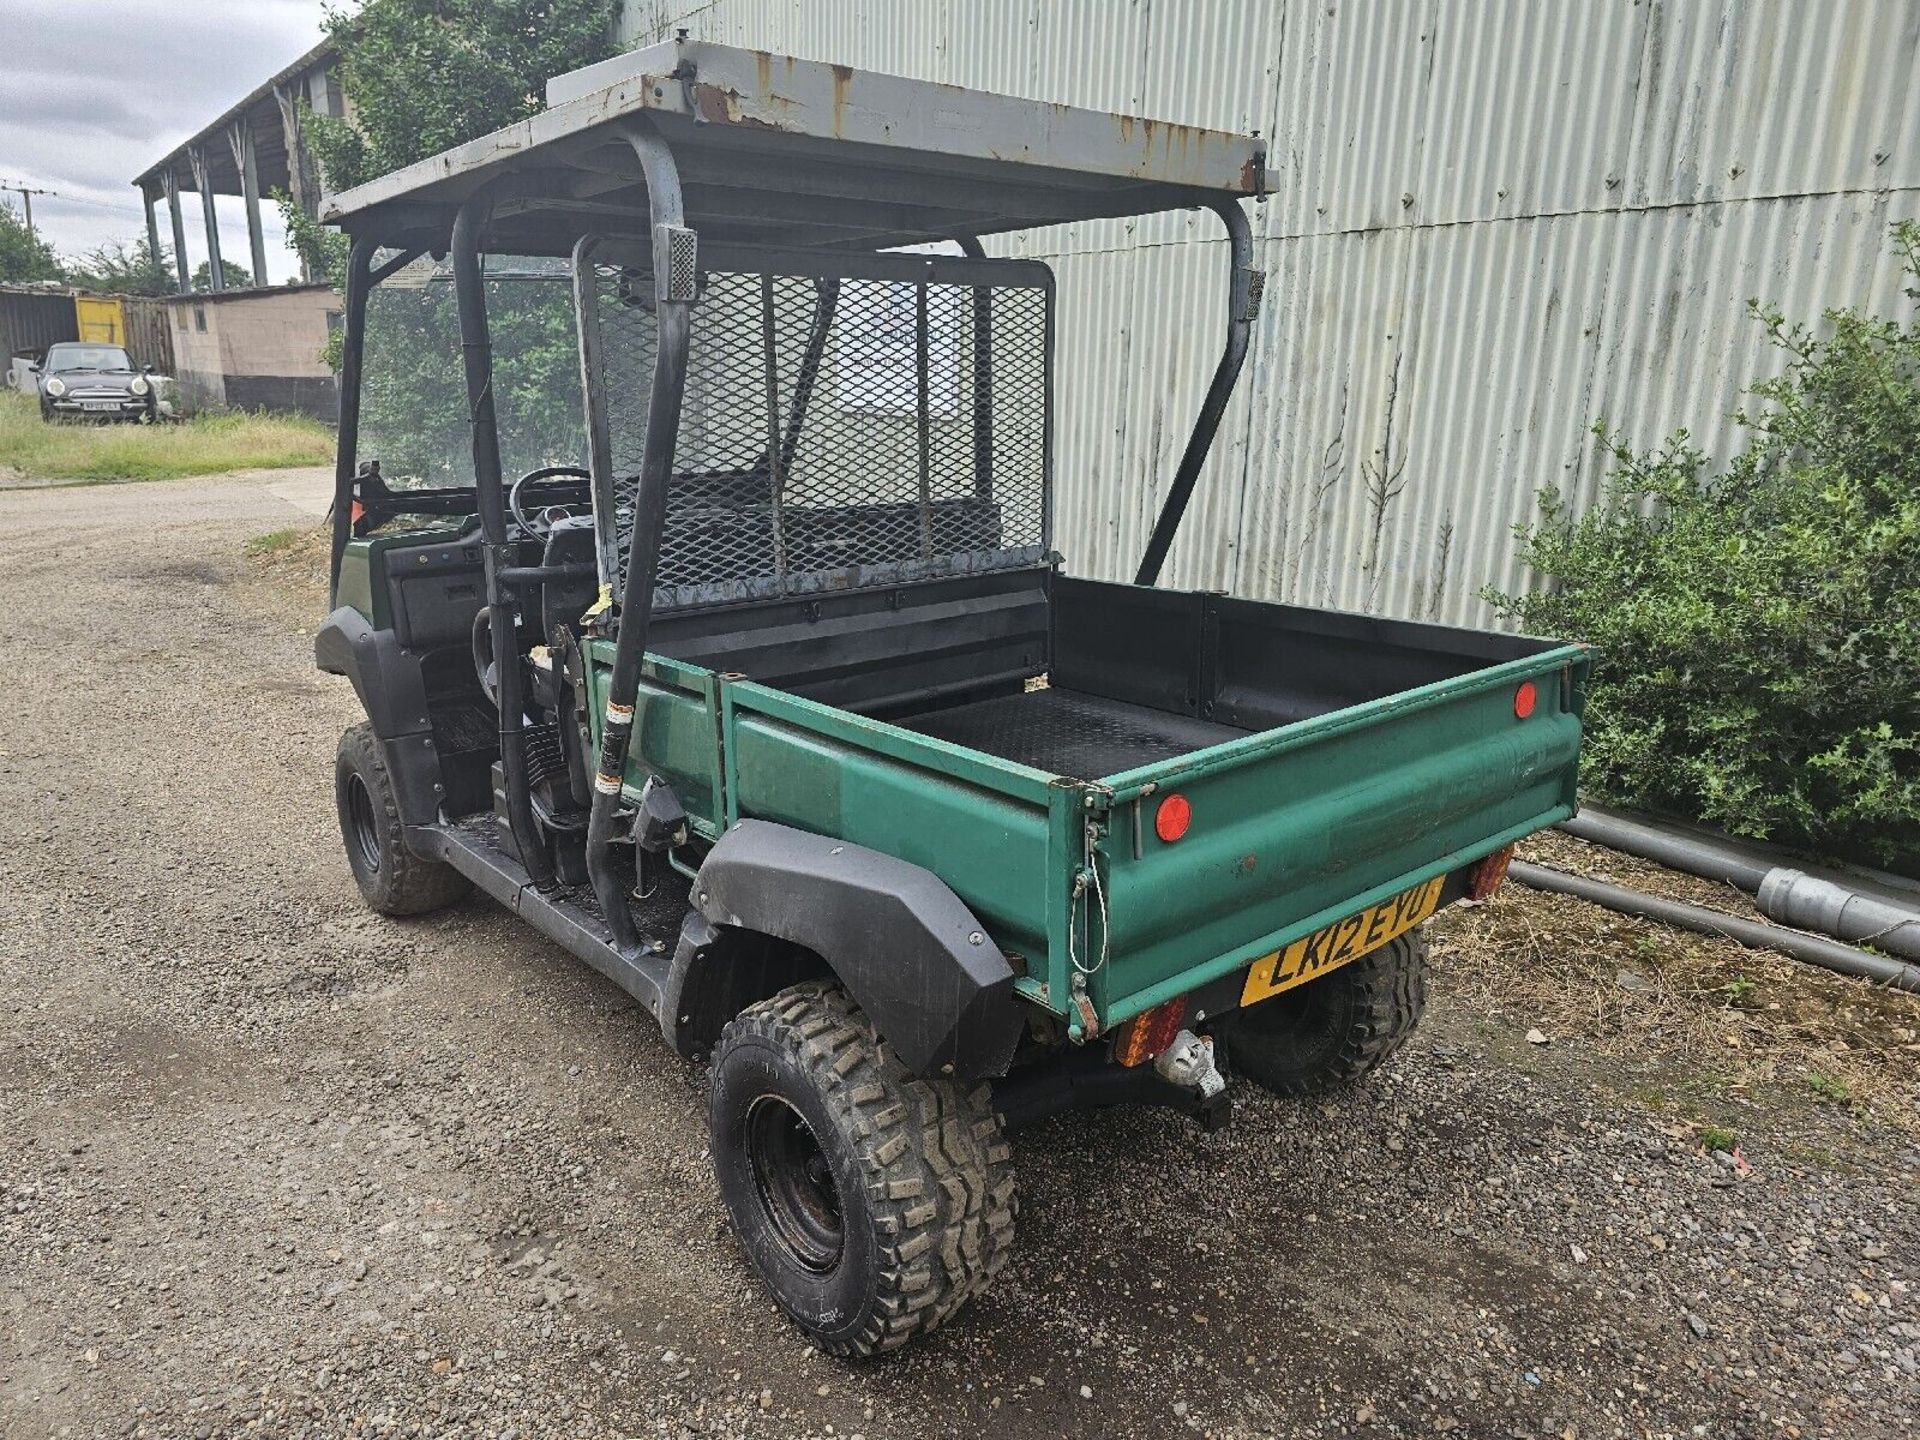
left=1488, top=222, right=1920, bottom=872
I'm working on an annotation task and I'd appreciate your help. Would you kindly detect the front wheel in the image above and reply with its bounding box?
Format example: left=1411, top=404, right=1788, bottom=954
left=709, top=980, right=1016, bottom=1356
left=1222, top=928, right=1429, bottom=1098
left=334, top=723, right=470, bottom=916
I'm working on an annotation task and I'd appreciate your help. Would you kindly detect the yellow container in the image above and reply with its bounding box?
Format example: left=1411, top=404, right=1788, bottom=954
left=74, top=295, right=126, bottom=346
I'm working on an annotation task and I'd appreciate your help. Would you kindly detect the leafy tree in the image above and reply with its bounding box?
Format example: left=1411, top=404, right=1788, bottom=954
left=65, top=236, right=174, bottom=296
left=358, top=263, right=584, bottom=487
left=1488, top=222, right=1920, bottom=870
left=274, top=187, right=349, bottom=290
left=288, top=0, right=616, bottom=482
left=0, top=199, right=61, bottom=284
left=306, top=0, right=620, bottom=189
left=190, top=258, right=254, bottom=292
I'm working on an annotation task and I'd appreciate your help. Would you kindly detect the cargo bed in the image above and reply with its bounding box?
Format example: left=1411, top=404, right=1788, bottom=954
left=586, top=569, right=1590, bottom=1033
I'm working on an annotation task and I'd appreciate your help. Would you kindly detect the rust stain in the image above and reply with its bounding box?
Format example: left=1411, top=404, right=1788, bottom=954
left=829, top=63, right=855, bottom=137
left=754, top=50, right=771, bottom=92
left=1239, top=155, right=1262, bottom=193
left=690, top=82, right=793, bottom=131
left=1117, top=113, right=1135, bottom=142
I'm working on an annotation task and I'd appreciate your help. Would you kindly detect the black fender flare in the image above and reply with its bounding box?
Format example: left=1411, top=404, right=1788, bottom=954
left=685, top=820, right=1023, bottom=1081
left=314, top=606, right=443, bottom=829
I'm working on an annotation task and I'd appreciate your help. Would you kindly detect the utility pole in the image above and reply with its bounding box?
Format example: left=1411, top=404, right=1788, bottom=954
left=0, top=180, right=54, bottom=243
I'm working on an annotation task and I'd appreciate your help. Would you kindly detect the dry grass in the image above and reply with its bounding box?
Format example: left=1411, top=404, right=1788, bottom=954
left=243, top=521, right=334, bottom=599
left=1435, top=833, right=1920, bottom=1138
left=0, top=391, right=333, bottom=484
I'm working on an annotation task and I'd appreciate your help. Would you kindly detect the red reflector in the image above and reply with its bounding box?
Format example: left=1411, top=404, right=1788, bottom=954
left=1514, top=680, right=1538, bottom=719
left=1155, top=793, right=1192, bottom=843
left=1467, top=844, right=1515, bottom=900
left=349, top=499, right=366, bottom=524
left=1116, top=995, right=1189, bottom=1067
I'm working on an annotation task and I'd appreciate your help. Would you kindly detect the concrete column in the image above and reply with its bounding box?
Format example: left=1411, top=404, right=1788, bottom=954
left=228, top=118, right=270, bottom=288
left=274, top=81, right=318, bottom=282
left=163, top=172, right=191, bottom=295
left=188, top=144, right=225, bottom=292
left=143, top=187, right=164, bottom=281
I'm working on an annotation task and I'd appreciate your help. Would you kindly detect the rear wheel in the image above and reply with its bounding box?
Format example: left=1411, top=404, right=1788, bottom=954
left=1223, top=929, right=1429, bottom=1097
left=709, top=979, right=1016, bottom=1356
left=334, top=723, right=470, bottom=916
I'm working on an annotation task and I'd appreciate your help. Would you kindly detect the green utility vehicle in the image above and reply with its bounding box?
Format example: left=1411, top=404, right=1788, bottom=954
left=317, top=39, right=1591, bottom=1355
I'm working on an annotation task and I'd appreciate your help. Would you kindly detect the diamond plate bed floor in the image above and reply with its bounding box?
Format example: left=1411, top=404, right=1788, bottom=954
left=901, top=687, right=1248, bottom=780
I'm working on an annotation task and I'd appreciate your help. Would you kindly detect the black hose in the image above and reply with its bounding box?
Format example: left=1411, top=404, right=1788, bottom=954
left=1509, top=861, right=1920, bottom=994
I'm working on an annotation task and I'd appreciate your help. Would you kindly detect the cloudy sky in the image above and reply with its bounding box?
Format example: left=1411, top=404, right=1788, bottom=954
left=0, top=0, right=327, bottom=282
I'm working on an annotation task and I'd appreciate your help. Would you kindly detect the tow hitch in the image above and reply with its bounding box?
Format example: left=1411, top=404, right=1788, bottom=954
left=992, top=1031, right=1232, bottom=1133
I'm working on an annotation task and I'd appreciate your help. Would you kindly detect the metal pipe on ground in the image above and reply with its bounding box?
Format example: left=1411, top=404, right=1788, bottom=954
left=1558, top=808, right=1920, bottom=961
left=1756, top=869, right=1920, bottom=963
left=1559, top=810, right=1769, bottom=890
left=1508, top=861, right=1920, bottom=995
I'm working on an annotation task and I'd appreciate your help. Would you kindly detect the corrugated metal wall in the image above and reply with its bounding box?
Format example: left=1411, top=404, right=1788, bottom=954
left=616, top=0, right=1920, bottom=624
left=0, top=287, right=79, bottom=367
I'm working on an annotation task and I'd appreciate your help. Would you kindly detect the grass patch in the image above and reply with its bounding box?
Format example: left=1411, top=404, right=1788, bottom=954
left=0, top=392, right=333, bottom=483
left=243, top=527, right=303, bottom=557
left=242, top=521, right=333, bottom=599
left=1698, top=1124, right=1738, bottom=1153
left=1806, top=1071, right=1853, bottom=1104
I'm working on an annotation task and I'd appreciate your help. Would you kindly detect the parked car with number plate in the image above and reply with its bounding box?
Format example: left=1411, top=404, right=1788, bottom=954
left=36, top=341, right=157, bottom=423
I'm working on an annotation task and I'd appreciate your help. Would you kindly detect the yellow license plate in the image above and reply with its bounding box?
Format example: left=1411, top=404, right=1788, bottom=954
left=1239, top=876, right=1446, bottom=1006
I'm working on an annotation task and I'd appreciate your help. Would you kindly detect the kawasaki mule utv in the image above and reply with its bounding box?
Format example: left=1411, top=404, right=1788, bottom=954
left=317, top=38, right=1591, bottom=1355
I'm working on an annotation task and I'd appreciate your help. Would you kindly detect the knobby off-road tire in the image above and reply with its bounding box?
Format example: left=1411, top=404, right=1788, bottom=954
left=709, top=979, right=1016, bottom=1356
left=334, top=723, right=470, bottom=917
left=1225, top=929, right=1429, bottom=1098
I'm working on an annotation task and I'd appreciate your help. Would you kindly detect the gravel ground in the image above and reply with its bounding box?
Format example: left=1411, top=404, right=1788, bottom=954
left=1, top=471, right=1915, bottom=1440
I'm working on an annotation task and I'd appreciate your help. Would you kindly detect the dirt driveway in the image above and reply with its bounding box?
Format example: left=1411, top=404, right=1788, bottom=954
left=1, top=472, right=1914, bottom=1439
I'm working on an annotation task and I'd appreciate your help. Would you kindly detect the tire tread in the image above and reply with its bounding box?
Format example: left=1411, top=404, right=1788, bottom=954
left=714, top=980, right=1016, bottom=1356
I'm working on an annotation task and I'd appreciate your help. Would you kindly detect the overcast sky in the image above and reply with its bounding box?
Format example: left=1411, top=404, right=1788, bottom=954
left=0, top=0, right=327, bottom=282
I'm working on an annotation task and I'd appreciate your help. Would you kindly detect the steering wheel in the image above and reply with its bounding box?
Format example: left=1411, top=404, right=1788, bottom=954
left=508, top=466, right=592, bottom=540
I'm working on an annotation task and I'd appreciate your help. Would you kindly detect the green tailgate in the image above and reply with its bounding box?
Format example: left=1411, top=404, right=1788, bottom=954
left=1085, top=648, right=1590, bottom=1027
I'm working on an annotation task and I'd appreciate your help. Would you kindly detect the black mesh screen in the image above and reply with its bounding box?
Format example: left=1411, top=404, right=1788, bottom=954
left=578, top=242, right=1050, bottom=610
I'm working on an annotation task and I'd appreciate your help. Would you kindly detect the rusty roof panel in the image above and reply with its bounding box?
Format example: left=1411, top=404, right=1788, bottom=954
left=323, top=38, right=1273, bottom=236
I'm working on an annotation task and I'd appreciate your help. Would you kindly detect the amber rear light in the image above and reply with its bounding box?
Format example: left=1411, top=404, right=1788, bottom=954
left=1514, top=680, right=1538, bottom=719
left=1467, top=844, right=1516, bottom=900
left=1116, top=996, right=1189, bottom=1067
left=1155, top=793, right=1192, bottom=843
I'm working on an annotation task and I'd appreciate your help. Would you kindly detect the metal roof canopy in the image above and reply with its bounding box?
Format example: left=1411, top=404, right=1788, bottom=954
left=322, top=38, right=1274, bottom=253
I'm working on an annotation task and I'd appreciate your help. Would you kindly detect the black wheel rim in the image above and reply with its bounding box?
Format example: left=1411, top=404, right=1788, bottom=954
left=345, top=773, right=382, bottom=875
left=744, top=1095, right=843, bottom=1273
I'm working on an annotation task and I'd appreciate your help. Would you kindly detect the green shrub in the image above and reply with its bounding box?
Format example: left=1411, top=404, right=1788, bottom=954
left=1488, top=222, right=1920, bottom=872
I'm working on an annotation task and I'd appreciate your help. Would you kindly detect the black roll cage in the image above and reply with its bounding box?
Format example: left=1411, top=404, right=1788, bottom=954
left=325, top=116, right=1259, bottom=963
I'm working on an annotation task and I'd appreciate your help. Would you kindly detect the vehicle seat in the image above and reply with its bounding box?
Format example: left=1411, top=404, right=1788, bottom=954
left=542, top=516, right=601, bottom=637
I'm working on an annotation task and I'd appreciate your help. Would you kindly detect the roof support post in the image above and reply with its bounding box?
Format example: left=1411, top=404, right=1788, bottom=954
left=187, top=144, right=225, bottom=292
left=954, top=236, right=996, bottom=503
left=1133, top=200, right=1262, bottom=587
left=273, top=82, right=317, bottom=281
left=328, top=233, right=379, bottom=604
left=584, top=116, right=692, bottom=957
left=228, top=117, right=271, bottom=288
left=162, top=172, right=191, bottom=295
left=452, top=183, right=557, bottom=891
left=142, top=188, right=164, bottom=286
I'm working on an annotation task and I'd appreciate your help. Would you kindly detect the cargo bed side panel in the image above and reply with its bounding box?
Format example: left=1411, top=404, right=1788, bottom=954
left=723, top=682, right=1059, bottom=973
left=1094, top=652, right=1588, bottom=1024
